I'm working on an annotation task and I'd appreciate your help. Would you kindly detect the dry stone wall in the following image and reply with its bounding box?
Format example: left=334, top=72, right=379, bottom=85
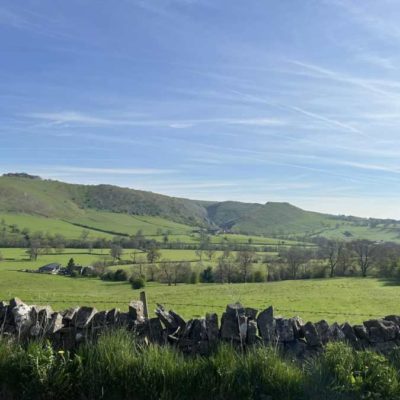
left=1, top=298, right=399, bottom=358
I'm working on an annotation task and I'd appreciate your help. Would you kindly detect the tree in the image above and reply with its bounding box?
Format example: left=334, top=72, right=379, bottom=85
left=110, top=245, right=123, bottom=262
left=146, top=247, right=161, bottom=264
left=195, top=249, right=204, bottom=261
left=80, top=229, right=90, bottom=242
left=172, top=262, right=191, bottom=285
left=281, top=247, right=311, bottom=279
left=147, top=264, right=159, bottom=281
left=200, top=266, right=214, bottom=283
left=160, top=261, right=174, bottom=286
left=321, top=240, right=343, bottom=278
left=26, top=239, right=42, bottom=261
left=0, top=251, right=3, bottom=262
left=337, top=243, right=353, bottom=276
left=163, top=234, right=169, bottom=245
left=205, top=248, right=216, bottom=261
left=236, top=250, right=257, bottom=283
left=215, top=254, right=236, bottom=283
left=352, top=240, right=376, bottom=277
left=132, top=230, right=146, bottom=249
left=66, top=258, right=75, bottom=275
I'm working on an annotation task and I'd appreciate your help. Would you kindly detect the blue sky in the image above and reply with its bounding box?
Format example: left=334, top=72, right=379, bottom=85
left=2, top=1, right=400, bottom=218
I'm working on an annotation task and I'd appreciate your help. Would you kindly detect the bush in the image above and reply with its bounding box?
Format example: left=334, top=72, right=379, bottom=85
left=253, top=270, right=266, bottom=282
left=114, top=269, right=128, bottom=281
left=101, top=269, right=129, bottom=282
left=189, top=271, right=199, bottom=284
left=200, top=266, right=214, bottom=283
left=130, top=276, right=145, bottom=290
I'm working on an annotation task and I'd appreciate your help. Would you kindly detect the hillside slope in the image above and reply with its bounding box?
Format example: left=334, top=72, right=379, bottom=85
left=1, top=174, right=400, bottom=241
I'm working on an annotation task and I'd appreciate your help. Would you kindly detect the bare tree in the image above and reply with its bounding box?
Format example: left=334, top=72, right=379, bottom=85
left=215, top=254, right=236, bottom=283
left=322, top=240, right=343, bottom=278
left=147, top=263, right=159, bottom=281
left=281, top=247, right=311, bottom=279
left=195, top=249, right=204, bottom=261
left=337, top=244, right=353, bottom=276
left=160, top=261, right=173, bottom=286
left=352, top=240, right=376, bottom=277
left=146, top=247, right=161, bottom=263
left=236, top=250, right=257, bottom=283
left=110, top=244, right=123, bottom=262
left=205, top=248, right=216, bottom=261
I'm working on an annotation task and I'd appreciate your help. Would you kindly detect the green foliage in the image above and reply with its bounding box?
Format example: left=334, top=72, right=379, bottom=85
left=200, top=266, right=214, bottom=283
left=2, top=336, right=400, bottom=400
left=252, top=270, right=266, bottom=282
left=1, top=175, right=400, bottom=241
left=101, top=269, right=129, bottom=282
left=189, top=270, right=199, bottom=284
left=307, top=342, right=400, bottom=399
left=130, top=276, right=145, bottom=290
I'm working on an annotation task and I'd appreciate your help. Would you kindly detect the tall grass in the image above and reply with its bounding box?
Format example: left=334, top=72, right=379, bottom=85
left=0, top=333, right=399, bottom=399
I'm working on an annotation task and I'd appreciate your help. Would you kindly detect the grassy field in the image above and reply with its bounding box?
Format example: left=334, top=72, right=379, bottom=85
left=0, top=247, right=398, bottom=323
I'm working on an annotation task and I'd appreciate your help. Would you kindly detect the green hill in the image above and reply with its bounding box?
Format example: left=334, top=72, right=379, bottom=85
left=1, top=173, right=400, bottom=242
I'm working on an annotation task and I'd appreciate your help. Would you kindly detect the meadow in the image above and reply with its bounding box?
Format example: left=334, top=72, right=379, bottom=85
left=0, top=248, right=398, bottom=323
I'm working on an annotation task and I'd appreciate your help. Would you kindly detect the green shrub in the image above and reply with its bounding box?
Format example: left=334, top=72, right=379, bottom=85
left=130, top=276, right=145, bottom=289
left=101, top=269, right=129, bottom=282
left=189, top=271, right=199, bottom=284
left=253, top=270, right=266, bottom=282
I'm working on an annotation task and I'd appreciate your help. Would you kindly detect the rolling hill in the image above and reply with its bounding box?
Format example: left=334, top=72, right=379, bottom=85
left=1, top=173, right=400, bottom=242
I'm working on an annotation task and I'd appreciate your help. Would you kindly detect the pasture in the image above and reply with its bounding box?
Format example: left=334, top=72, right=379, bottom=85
left=0, top=247, right=398, bottom=323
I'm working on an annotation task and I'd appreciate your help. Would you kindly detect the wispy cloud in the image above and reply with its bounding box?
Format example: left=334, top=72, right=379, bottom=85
left=26, top=111, right=287, bottom=128
left=39, top=166, right=179, bottom=175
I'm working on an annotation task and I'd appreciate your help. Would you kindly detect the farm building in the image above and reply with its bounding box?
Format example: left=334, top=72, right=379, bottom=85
left=38, top=263, right=61, bottom=274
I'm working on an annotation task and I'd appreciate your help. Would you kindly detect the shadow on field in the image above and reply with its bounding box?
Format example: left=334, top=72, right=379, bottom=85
left=378, top=278, right=400, bottom=287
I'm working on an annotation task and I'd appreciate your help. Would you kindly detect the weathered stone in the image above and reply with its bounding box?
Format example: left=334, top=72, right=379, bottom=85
left=220, top=312, right=239, bottom=341
left=12, top=303, right=34, bottom=336
left=9, top=297, right=24, bottom=309
left=327, top=322, right=345, bottom=341
left=257, top=306, right=276, bottom=342
left=62, top=307, right=79, bottom=326
left=30, top=323, right=41, bottom=337
left=247, top=320, right=258, bottom=344
left=238, top=315, right=248, bottom=341
left=341, top=323, right=360, bottom=348
left=205, top=313, right=219, bottom=342
left=353, top=324, right=369, bottom=341
left=106, top=308, right=120, bottom=325
left=291, top=317, right=304, bottom=339
left=285, top=339, right=308, bottom=358
left=364, top=319, right=398, bottom=342
left=384, top=315, right=400, bottom=326
left=276, top=318, right=294, bottom=342
left=226, top=303, right=245, bottom=317
left=73, top=307, right=97, bottom=329
left=169, top=310, right=186, bottom=332
left=129, top=300, right=144, bottom=321
left=373, top=341, right=399, bottom=354
left=47, top=312, right=63, bottom=334
left=92, top=310, right=108, bottom=327
left=303, top=322, right=321, bottom=347
left=0, top=301, right=9, bottom=323
left=183, top=319, right=202, bottom=342
left=37, top=306, right=54, bottom=325
left=118, top=312, right=129, bottom=326
left=156, top=305, right=185, bottom=333
left=147, top=317, right=164, bottom=343
left=245, top=307, right=258, bottom=320
left=315, top=320, right=330, bottom=344
left=58, top=327, right=76, bottom=350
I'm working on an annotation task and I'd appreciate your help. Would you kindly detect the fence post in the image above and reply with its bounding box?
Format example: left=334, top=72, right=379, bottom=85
left=140, top=291, right=149, bottom=319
